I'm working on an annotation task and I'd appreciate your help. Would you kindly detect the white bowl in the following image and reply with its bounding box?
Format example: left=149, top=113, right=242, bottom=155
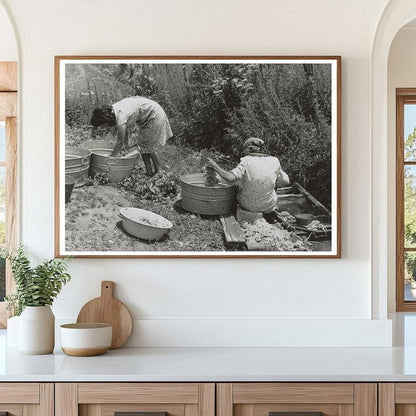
left=119, top=207, right=173, bottom=241
left=60, top=323, right=112, bottom=357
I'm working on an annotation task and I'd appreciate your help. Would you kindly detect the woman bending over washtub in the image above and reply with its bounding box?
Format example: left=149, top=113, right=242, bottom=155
left=91, top=95, right=173, bottom=176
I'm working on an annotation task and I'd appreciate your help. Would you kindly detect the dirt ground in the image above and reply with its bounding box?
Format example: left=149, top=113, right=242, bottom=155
left=64, top=139, right=331, bottom=253
left=65, top=184, right=225, bottom=252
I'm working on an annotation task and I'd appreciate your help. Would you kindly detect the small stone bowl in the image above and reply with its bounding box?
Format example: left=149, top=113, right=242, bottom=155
left=60, top=323, right=112, bottom=357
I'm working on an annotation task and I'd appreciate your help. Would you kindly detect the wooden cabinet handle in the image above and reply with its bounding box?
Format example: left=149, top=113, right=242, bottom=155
left=270, top=413, right=324, bottom=416
left=115, top=412, right=167, bottom=416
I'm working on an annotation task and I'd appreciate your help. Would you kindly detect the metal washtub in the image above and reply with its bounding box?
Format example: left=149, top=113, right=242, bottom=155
left=180, top=173, right=236, bottom=215
left=83, top=140, right=139, bottom=183
left=65, top=146, right=92, bottom=187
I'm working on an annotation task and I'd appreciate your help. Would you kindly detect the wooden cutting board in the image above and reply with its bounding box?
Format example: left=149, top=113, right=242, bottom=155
left=76, top=281, right=133, bottom=349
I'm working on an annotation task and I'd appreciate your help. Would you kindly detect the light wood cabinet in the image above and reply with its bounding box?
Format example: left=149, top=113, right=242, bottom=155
left=217, top=383, right=377, bottom=416
left=378, top=383, right=416, bottom=416
left=0, top=383, right=53, bottom=416
left=55, top=383, right=215, bottom=416
left=0, top=381, right=387, bottom=416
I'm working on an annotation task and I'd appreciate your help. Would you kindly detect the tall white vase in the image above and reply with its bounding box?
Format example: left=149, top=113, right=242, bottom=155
left=19, top=306, right=55, bottom=354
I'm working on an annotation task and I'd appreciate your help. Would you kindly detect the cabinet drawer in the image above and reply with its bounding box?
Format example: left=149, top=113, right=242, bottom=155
left=0, top=383, right=53, bottom=416
left=56, top=383, right=215, bottom=416
left=217, top=383, right=376, bottom=416
left=379, top=383, right=416, bottom=416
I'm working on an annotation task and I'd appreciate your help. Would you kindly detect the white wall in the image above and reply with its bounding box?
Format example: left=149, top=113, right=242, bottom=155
left=0, top=4, right=17, bottom=61
left=0, top=0, right=393, bottom=346
left=387, top=25, right=416, bottom=312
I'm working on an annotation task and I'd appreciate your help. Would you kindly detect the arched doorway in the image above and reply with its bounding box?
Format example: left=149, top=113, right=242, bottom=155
left=371, top=0, right=416, bottom=319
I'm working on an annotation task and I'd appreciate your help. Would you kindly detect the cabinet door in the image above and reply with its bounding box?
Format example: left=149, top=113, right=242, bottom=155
left=217, top=383, right=377, bottom=416
left=0, top=383, right=53, bottom=416
left=56, top=383, right=215, bottom=416
left=379, top=383, right=416, bottom=416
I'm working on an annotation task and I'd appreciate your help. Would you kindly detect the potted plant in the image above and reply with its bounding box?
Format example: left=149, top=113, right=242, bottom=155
left=1, top=246, right=71, bottom=354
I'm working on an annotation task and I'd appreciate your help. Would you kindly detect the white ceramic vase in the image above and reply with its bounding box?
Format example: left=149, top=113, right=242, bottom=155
left=19, top=306, right=55, bottom=354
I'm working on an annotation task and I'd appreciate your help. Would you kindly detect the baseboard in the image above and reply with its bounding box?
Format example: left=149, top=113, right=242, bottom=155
left=55, top=317, right=392, bottom=347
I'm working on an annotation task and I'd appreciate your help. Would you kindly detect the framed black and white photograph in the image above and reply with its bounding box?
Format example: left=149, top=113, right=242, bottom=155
left=55, top=56, right=341, bottom=258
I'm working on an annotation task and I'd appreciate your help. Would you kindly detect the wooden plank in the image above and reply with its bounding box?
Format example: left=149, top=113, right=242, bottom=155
left=354, top=384, right=377, bottom=416
left=394, top=383, right=416, bottom=403
left=337, top=404, right=353, bottom=416
left=245, top=241, right=268, bottom=251
left=55, top=383, right=78, bottom=416
left=275, top=186, right=293, bottom=195
left=379, top=384, right=395, bottom=416
left=293, top=182, right=331, bottom=215
left=233, top=383, right=354, bottom=404
left=276, top=194, right=305, bottom=201
left=78, top=383, right=199, bottom=404
left=0, top=93, right=17, bottom=120
left=220, top=215, right=246, bottom=247
left=39, top=383, right=54, bottom=416
left=0, top=62, right=17, bottom=92
left=80, top=404, right=101, bottom=416
left=0, top=383, right=39, bottom=404
left=396, top=405, right=416, bottom=416
left=185, top=404, right=199, bottom=416
left=239, top=405, right=253, bottom=416
left=23, top=404, right=39, bottom=416
left=199, top=384, right=215, bottom=416
left=217, top=384, right=233, bottom=416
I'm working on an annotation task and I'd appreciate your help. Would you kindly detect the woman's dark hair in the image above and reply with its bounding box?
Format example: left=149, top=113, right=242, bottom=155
left=90, top=106, right=116, bottom=127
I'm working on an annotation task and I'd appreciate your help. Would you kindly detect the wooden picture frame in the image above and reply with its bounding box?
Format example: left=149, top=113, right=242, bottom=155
left=55, top=56, right=341, bottom=258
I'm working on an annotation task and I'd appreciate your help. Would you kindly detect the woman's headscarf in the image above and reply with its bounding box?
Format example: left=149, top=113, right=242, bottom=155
left=242, top=137, right=268, bottom=156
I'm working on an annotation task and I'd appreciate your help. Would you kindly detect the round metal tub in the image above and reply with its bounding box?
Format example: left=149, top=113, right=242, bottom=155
left=65, top=146, right=91, bottom=187
left=83, top=140, right=138, bottom=183
left=119, top=207, right=173, bottom=241
left=180, top=173, right=236, bottom=216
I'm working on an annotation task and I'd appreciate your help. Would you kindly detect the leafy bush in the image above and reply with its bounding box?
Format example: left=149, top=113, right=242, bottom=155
left=119, top=169, right=180, bottom=202
left=65, top=62, right=333, bottom=206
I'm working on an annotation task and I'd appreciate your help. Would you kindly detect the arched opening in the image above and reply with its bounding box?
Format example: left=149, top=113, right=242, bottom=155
left=371, top=1, right=416, bottom=320
left=387, top=20, right=416, bottom=313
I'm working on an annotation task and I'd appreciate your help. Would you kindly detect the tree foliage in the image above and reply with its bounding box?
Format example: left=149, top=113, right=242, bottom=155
left=65, top=62, right=333, bottom=205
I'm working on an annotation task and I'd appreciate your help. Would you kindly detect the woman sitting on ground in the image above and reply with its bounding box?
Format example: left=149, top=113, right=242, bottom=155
left=206, top=137, right=290, bottom=223
left=91, top=94, right=173, bottom=176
